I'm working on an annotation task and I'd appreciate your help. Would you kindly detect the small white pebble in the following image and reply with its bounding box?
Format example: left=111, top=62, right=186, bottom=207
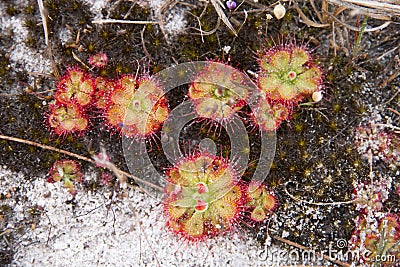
left=312, top=91, right=323, bottom=102
left=282, top=230, right=289, bottom=238
left=273, top=4, right=286, bottom=20
left=246, top=69, right=258, bottom=78
left=222, top=45, right=231, bottom=54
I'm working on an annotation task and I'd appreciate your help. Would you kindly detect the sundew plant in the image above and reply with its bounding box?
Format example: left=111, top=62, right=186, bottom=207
left=0, top=1, right=399, bottom=266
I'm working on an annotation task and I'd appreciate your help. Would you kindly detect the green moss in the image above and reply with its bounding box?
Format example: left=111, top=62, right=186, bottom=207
left=72, top=1, right=80, bottom=10
left=329, top=120, right=337, bottom=131
left=66, top=135, right=74, bottom=143
left=0, top=0, right=396, bottom=258
left=87, top=43, right=96, bottom=53
left=294, top=123, right=304, bottom=133
left=99, top=69, right=108, bottom=77
left=0, top=204, right=13, bottom=215
left=6, top=5, right=18, bottom=16
left=298, top=139, right=306, bottom=148
left=332, top=103, right=341, bottom=113
left=100, top=31, right=110, bottom=39
left=24, top=19, right=37, bottom=30
left=182, top=48, right=197, bottom=60
left=25, top=4, right=36, bottom=15
left=26, top=36, right=37, bottom=48
left=45, top=0, right=58, bottom=11
left=351, top=84, right=361, bottom=92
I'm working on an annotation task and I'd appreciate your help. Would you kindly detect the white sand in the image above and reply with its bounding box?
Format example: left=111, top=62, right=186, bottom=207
left=1, top=167, right=285, bottom=266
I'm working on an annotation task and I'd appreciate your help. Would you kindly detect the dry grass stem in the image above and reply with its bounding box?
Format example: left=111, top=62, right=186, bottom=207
left=210, top=0, right=238, bottom=36
left=141, top=26, right=153, bottom=63
left=284, top=182, right=356, bottom=206
left=72, top=51, right=90, bottom=69
left=0, top=134, right=163, bottom=192
left=128, top=203, right=161, bottom=267
left=293, top=0, right=331, bottom=28
left=37, top=0, right=49, bottom=46
left=92, top=19, right=159, bottom=24
left=328, top=0, right=400, bottom=19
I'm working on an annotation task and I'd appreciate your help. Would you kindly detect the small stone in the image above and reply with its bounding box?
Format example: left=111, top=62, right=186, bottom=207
left=223, top=45, right=231, bottom=54
left=273, top=4, right=286, bottom=20
left=312, top=91, right=323, bottom=102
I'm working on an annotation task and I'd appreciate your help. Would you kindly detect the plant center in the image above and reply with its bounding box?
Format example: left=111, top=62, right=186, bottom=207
left=132, top=100, right=141, bottom=110
left=194, top=199, right=208, bottom=212
left=196, top=182, right=209, bottom=194
left=214, top=87, right=226, bottom=98
left=287, top=70, right=297, bottom=81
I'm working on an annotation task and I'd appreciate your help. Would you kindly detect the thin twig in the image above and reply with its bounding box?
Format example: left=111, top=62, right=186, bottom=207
left=293, top=0, right=331, bottom=28
left=123, top=1, right=137, bottom=19
left=0, top=134, right=163, bottom=192
left=0, top=134, right=94, bottom=162
left=328, top=0, right=400, bottom=19
left=210, top=0, right=238, bottom=36
left=377, top=46, right=399, bottom=61
left=72, top=51, right=90, bottom=69
left=189, top=16, right=221, bottom=36
left=284, top=182, right=356, bottom=206
left=325, top=12, right=391, bottom=32
left=271, top=235, right=352, bottom=267
left=0, top=93, right=18, bottom=97
left=337, top=0, right=400, bottom=12
left=383, top=88, right=400, bottom=104
left=42, top=211, right=53, bottom=246
left=141, top=26, right=153, bottom=63
left=0, top=229, right=12, bottom=237
left=371, top=123, right=400, bottom=131
left=37, top=0, right=59, bottom=78
left=92, top=19, right=159, bottom=24
left=27, top=89, right=57, bottom=95
left=37, top=0, right=49, bottom=46
left=387, top=107, right=400, bottom=117
left=310, top=0, right=325, bottom=23
left=332, top=21, right=337, bottom=57
left=368, top=150, right=374, bottom=185
left=28, top=72, right=53, bottom=78
left=128, top=203, right=161, bottom=267
left=232, top=9, right=248, bottom=40
left=380, top=69, right=400, bottom=88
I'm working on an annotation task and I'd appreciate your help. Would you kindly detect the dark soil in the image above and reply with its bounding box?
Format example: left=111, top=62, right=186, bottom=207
left=0, top=0, right=399, bottom=266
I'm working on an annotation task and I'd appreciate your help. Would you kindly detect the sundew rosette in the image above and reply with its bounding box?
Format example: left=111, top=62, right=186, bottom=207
left=48, top=102, right=89, bottom=135
left=55, top=67, right=95, bottom=107
left=105, top=75, right=169, bottom=138
left=252, top=92, right=292, bottom=131
left=245, top=181, right=278, bottom=222
left=93, top=76, right=113, bottom=110
left=163, top=152, right=244, bottom=241
left=258, top=45, right=323, bottom=103
left=188, top=62, right=249, bottom=122
left=47, top=160, right=83, bottom=194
